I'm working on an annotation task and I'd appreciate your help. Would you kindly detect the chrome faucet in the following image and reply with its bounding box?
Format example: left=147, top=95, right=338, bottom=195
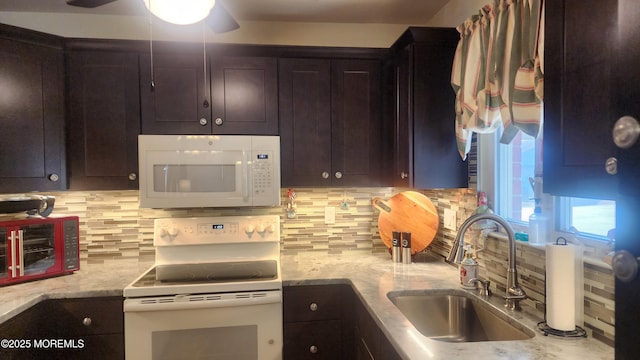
left=447, top=213, right=527, bottom=310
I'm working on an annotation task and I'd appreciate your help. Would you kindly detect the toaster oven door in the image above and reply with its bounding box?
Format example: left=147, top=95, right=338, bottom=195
left=0, top=223, right=58, bottom=285
left=0, top=228, right=6, bottom=280
left=17, top=223, right=57, bottom=277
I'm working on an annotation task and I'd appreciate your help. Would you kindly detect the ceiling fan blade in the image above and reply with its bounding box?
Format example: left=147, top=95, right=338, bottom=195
left=206, top=2, right=240, bottom=34
left=66, top=0, right=118, bottom=8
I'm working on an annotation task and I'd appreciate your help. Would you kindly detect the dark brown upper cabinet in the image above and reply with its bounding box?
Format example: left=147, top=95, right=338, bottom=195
left=0, top=25, right=66, bottom=193
left=66, top=48, right=141, bottom=190
left=279, top=58, right=332, bottom=186
left=211, top=56, right=278, bottom=135
left=544, top=0, right=618, bottom=199
left=140, top=45, right=278, bottom=135
left=385, top=27, right=468, bottom=189
left=279, top=57, right=383, bottom=186
left=140, top=50, right=211, bottom=135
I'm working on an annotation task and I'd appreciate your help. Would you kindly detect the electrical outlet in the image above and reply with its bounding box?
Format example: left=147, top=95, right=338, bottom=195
left=444, top=209, right=457, bottom=230
left=324, top=206, right=336, bottom=224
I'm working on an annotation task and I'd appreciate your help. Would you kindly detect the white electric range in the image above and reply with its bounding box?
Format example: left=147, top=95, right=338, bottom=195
left=124, top=215, right=282, bottom=360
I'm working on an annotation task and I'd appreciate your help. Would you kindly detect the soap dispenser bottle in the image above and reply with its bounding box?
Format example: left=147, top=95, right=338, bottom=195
left=528, top=205, right=549, bottom=244
left=459, top=245, right=478, bottom=287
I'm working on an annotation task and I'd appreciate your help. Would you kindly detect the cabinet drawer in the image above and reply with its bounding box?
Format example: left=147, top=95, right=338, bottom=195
left=284, top=320, right=342, bottom=360
left=52, top=297, right=124, bottom=335
left=284, top=285, right=342, bottom=322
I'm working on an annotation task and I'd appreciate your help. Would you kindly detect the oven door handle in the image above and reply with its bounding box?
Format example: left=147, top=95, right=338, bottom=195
left=17, top=230, right=24, bottom=277
left=9, top=230, right=17, bottom=278
left=124, top=291, right=282, bottom=312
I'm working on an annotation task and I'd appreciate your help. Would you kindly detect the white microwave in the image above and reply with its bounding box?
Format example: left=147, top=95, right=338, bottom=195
left=138, top=135, right=280, bottom=208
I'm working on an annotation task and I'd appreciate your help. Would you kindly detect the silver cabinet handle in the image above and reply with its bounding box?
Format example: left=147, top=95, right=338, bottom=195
left=613, top=116, right=640, bottom=149
left=48, top=173, right=59, bottom=182
left=605, top=157, right=618, bottom=175
left=309, top=303, right=318, bottom=311
left=215, top=117, right=223, bottom=126
left=400, top=172, right=408, bottom=179
left=82, top=317, right=92, bottom=326
left=321, top=172, right=330, bottom=179
left=612, top=250, right=640, bottom=282
left=128, top=173, right=137, bottom=181
left=309, top=345, right=318, bottom=354
left=199, top=118, right=208, bottom=126
left=334, top=172, right=343, bottom=179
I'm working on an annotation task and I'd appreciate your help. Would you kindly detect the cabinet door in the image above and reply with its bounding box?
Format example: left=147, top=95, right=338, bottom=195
left=353, top=294, right=401, bottom=360
left=67, top=50, right=140, bottom=190
left=0, top=37, right=65, bottom=192
left=283, top=284, right=343, bottom=322
left=284, top=320, right=342, bottom=360
left=391, top=45, right=412, bottom=187
left=211, top=56, right=278, bottom=135
left=140, top=52, right=210, bottom=134
left=613, top=0, right=640, bottom=358
left=412, top=41, right=467, bottom=189
left=279, top=58, right=332, bottom=186
left=544, top=0, right=618, bottom=199
left=387, top=29, right=467, bottom=190
left=0, top=297, right=124, bottom=360
left=331, top=59, right=383, bottom=186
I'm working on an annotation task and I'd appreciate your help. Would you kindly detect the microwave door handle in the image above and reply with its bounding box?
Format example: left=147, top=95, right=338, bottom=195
left=242, top=152, right=250, bottom=201
left=17, top=230, right=24, bottom=276
left=9, top=230, right=17, bottom=278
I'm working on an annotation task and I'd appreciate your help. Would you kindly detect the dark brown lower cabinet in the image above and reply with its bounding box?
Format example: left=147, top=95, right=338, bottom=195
left=0, top=297, right=124, bottom=360
left=283, top=284, right=400, bottom=360
left=284, top=320, right=343, bottom=359
left=353, top=292, right=402, bottom=360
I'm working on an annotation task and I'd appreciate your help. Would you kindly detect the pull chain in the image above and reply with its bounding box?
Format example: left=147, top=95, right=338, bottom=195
left=149, top=0, right=155, bottom=91
left=202, top=22, right=209, bottom=108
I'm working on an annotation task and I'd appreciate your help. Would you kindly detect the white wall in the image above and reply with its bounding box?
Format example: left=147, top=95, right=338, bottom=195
left=0, top=0, right=487, bottom=47
left=426, top=0, right=489, bottom=28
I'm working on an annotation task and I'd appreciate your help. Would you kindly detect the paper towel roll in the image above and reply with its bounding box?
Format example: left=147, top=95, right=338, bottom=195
left=546, top=242, right=576, bottom=331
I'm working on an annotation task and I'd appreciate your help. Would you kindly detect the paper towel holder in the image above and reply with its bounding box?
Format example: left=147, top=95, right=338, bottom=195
left=554, top=236, right=568, bottom=246
left=537, top=321, right=587, bottom=338
left=538, top=236, right=588, bottom=338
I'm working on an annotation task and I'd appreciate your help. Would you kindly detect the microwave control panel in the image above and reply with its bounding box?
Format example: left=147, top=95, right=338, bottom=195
left=252, top=151, right=275, bottom=195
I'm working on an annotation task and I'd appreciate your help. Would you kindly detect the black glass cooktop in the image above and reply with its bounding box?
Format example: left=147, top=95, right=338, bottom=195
left=131, top=260, right=278, bottom=288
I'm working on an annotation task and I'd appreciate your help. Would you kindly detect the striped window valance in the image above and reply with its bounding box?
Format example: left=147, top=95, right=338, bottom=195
left=452, top=0, right=544, bottom=160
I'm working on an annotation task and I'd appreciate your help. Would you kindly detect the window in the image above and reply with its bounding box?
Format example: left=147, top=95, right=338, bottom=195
left=477, top=126, right=616, bottom=242
left=558, top=197, right=616, bottom=239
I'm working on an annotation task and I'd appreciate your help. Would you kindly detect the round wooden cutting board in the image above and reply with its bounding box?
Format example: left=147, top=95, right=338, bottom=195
left=372, top=191, right=439, bottom=255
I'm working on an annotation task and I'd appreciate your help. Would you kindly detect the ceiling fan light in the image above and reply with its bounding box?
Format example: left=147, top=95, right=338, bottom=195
left=143, top=0, right=216, bottom=25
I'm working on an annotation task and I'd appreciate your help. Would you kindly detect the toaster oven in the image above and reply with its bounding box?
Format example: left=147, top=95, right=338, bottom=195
left=0, top=216, right=80, bottom=286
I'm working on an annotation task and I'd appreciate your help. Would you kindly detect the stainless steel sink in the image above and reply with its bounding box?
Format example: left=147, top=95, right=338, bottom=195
left=387, top=290, right=535, bottom=342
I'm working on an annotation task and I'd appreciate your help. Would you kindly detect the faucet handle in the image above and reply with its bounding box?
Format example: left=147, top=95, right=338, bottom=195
left=467, top=278, right=491, bottom=296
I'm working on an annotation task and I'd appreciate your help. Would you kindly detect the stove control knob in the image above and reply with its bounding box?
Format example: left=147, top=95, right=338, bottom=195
left=257, top=224, right=266, bottom=234
left=168, top=227, right=179, bottom=237
left=245, top=224, right=255, bottom=235
left=158, top=228, right=169, bottom=238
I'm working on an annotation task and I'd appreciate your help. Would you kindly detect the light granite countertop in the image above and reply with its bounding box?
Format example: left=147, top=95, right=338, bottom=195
left=281, top=252, right=613, bottom=360
left=0, top=253, right=613, bottom=360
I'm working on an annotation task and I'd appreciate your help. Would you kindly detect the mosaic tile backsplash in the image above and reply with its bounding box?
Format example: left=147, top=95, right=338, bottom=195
left=5, top=187, right=613, bottom=347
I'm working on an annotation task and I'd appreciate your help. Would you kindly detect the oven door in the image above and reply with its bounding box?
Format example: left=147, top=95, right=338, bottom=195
left=124, top=291, right=283, bottom=360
